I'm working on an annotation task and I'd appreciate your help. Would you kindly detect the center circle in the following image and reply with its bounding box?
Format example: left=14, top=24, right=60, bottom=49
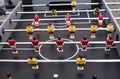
left=39, top=38, right=79, bottom=60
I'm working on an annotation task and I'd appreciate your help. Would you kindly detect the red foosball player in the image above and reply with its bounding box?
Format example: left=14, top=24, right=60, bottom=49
left=33, top=13, right=40, bottom=25
left=8, top=36, right=18, bottom=54
left=98, top=12, right=104, bottom=27
left=80, top=36, right=89, bottom=51
left=65, top=13, right=71, bottom=28
left=34, top=22, right=40, bottom=29
left=55, top=36, right=64, bottom=52
left=105, top=36, right=114, bottom=51
left=31, top=37, right=40, bottom=52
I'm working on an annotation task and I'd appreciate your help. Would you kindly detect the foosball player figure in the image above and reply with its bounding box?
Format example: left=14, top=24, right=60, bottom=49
left=0, top=7, right=6, bottom=16
left=90, top=22, right=98, bottom=38
left=105, top=36, right=114, bottom=51
left=68, top=24, right=76, bottom=39
left=55, top=36, right=64, bottom=52
left=47, top=23, right=55, bottom=39
left=76, top=55, right=86, bottom=70
left=33, top=13, right=40, bottom=25
left=65, top=13, right=71, bottom=28
left=92, top=74, right=97, bottom=79
left=8, top=36, right=18, bottom=54
left=98, top=12, right=104, bottom=27
left=80, top=36, right=89, bottom=51
left=51, top=9, right=57, bottom=16
left=107, top=22, right=114, bottom=38
left=7, top=74, right=12, bottom=79
left=28, top=56, right=39, bottom=69
left=31, top=37, right=40, bottom=52
left=71, top=0, right=76, bottom=11
left=93, top=7, right=100, bottom=15
left=26, top=24, right=34, bottom=40
left=34, top=22, right=40, bottom=29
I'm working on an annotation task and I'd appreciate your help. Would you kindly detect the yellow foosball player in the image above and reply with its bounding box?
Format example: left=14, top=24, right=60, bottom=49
left=90, top=23, right=98, bottom=38
left=26, top=24, right=34, bottom=40
left=68, top=24, right=76, bottom=39
left=76, top=55, right=86, bottom=70
left=28, top=56, right=39, bottom=69
left=71, top=0, right=76, bottom=11
left=47, top=23, right=55, bottom=39
left=107, top=22, right=114, bottom=38
left=51, top=9, right=57, bottom=16
left=93, top=7, right=100, bottom=14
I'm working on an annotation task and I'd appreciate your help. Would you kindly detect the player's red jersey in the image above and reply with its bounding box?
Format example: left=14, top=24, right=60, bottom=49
left=98, top=15, right=103, bottom=20
left=65, top=15, right=71, bottom=21
left=56, top=40, right=64, bottom=45
left=32, top=40, right=39, bottom=46
left=106, top=39, right=114, bottom=45
left=8, top=39, right=16, bottom=46
left=81, top=40, right=89, bottom=45
left=34, top=16, right=39, bottom=22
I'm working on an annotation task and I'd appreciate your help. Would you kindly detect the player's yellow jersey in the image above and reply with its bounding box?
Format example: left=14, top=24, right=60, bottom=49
left=51, top=10, right=57, bottom=15
left=26, top=26, right=33, bottom=33
left=68, top=25, right=76, bottom=32
left=93, top=8, right=100, bottom=13
left=90, top=25, right=98, bottom=32
left=107, top=25, right=114, bottom=32
left=47, top=25, right=55, bottom=32
left=28, top=58, right=37, bottom=64
left=71, top=1, right=76, bottom=6
left=76, top=58, right=86, bottom=65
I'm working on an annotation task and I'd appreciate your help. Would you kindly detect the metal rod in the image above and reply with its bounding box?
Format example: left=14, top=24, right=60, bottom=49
left=22, top=3, right=99, bottom=7
left=106, top=2, right=120, bottom=5
left=11, top=17, right=109, bottom=22
left=0, top=41, right=119, bottom=45
left=0, top=59, right=120, bottom=63
left=16, top=9, right=105, bottom=14
left=1, top=47, right=116, bottom=51
left=86, top=9, right=91, bottom=23
left=0, top=20, right=4, bottom=22
left=6, top=9, right=120, bottom=14
left=52, top=22, right=90, bottom=25
left=115, top=18, right=120, bottom=20
left=4, top=28, right=107, bottom=32
left=110, top=9, right=120, bottom=12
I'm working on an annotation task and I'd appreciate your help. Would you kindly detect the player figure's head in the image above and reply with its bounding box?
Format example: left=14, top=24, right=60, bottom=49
left=7, top=74, right=12, bottom=79
left=109, top=36, right=112, bottom=40
left=83, top=36, right=87, bottom=40
left=57, top=36, right=61, bottom=40
left=9, top=36, right=13, bottom=40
